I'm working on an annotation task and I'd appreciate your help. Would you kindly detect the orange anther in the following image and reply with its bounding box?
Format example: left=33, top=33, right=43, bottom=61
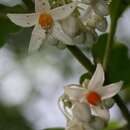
left=39, top=13, right=53, bottom=29
left=86, top=91, right=101, bottom=106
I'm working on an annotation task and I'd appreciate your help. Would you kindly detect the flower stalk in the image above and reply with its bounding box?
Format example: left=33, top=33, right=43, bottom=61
left=67, top=45, right=95, bottom=74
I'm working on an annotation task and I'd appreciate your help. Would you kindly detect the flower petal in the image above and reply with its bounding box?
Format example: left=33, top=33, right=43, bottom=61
left=93, top=0, right=109, bottom=16
left=99, top=81, right=123, bottom=100
left=35, top=0, right=50, bottom=12
left=28, top=25, right=46, bottom=53
left=91, top=106, right=110, bottom=121
left=51, top=2, right=77, bottom=20
left=66, top=120, right=83, bottom=130
left=52, top=22, right=74, bottom=45
left=89, top=116, right=106, bottom=130
left=72, top=102, right=91, bottom=122
left=96, top=17, right=107, bottom=32
left=7, top=13, right=37, bottom=27
left=88, top=64, right=104, bottom=90
left=82, top=0, right=92, bottom=4
left=64, top=85, right=85, bottom=101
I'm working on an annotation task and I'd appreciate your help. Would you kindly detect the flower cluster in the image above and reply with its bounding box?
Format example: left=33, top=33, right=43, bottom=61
left=6, top=0, right=124, bottom=129
left=59, top=64, right=123, bottom=130
left=7, top=0, right=110, bottom=53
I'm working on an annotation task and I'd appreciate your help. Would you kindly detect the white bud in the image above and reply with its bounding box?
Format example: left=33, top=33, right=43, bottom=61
left=61, top=16, right=80, bottom=37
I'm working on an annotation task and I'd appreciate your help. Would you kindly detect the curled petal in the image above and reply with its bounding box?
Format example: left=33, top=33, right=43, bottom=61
left=64, top=85, right=85, bottom=101
left=51, top=2, right=77, bottom=20
left=52, top=22, right=74, bottom=45
left=91, top=106, right=110, bottom=121
left=93, top=0, right=109, bottom=16
left=35, top=0, right=50, bottom=12
left=7, top=13, right=37, bottom=27
left=61, top=16, right=79, bottom=37
left=72, top=102, right=91, bottom=122
left=28, top=25, right=46, bottom=53
left=88, top=64, right=104, bottom=90
left=99, top=81, right=123, bottom=100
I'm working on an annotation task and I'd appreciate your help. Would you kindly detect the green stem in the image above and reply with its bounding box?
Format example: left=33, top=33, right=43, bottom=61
left=103, top=0, right=122, bottom=70
left=67, top=45, right=95, bottom=74
left=103, top=0, right=130, bottom=127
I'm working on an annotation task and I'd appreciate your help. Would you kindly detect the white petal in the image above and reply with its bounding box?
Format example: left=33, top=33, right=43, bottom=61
left=51, top=2, right=77, bottom=20
left=64, top=85, right=85, bottom=101
left=72, top=102, right=91, bottom=122
left=66, top=120, right=83, bottom=130
left=82, top=0, right=92, bottom=4
left=96, top=17, right=107, bottom=32
left=91, top=106, right=110, bottom=121
left=89, top=116, right=106, bottom=129
left=52, top=22, right=74, bottom=45
left=61, top=16, right=79, bottom=37
left=85, top=30, right=98, bottom=45
left=7, top=13, right=37, bottom=27
left=35, top=0, right=50, bottom=12
left=28, top=25, right=46, bottom=53
left=93, top=0, right=109, bottom=16
left=88, top=64, right=104, bottom=90
left=99, top=81, right=123, bottom=100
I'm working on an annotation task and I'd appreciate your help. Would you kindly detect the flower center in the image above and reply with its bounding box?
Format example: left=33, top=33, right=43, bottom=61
left=39, top=13, right=53, bottom=29
left=86, top=91, right=101, bottom=106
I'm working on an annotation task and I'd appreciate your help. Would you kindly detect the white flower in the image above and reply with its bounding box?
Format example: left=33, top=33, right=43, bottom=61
left=64, top=63, right=123, bottom=121
left=7, top=0, right=77, bottom=53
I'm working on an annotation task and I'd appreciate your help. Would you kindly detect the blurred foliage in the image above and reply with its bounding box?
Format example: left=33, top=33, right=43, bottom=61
left=0, top=104, right=33, bottom=130
left=0, top=4, right=25, bottom=13
left=92, top=34, right=130, bottom=87
left=44, top=128, right=64, bottom=130
left=0, top=17, right=21, bottom=47
left=8, top=28, right=31, bottom=55
left=103, top=122, right=120, bottom=130
left=0, top=4, right=27, bottom=48
left=22, top=0, right=35, bottom=12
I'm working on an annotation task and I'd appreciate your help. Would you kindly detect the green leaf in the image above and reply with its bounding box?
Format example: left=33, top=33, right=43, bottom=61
left=0, top=104, right=33, bottom=130
left=92, top=34, right=130, bottom=87
left=79, top=73, right=91, bottom=84
left=22, top=0, right=35, bottom=12
left=0, top=4, right=26, bottom=13
left=0, top=17, right=21, bottom=47
left=110, top=0, right=128, bottom=24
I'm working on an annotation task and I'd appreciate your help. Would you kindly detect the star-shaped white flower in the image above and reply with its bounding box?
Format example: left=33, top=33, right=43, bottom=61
left=7, top=0, right=77, bottom=53
left=64, top=63, right=123, bottom=121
